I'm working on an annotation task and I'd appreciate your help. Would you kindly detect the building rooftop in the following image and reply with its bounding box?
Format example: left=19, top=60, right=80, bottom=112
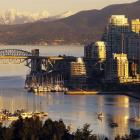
left=109, top=15, right=129, bottom=26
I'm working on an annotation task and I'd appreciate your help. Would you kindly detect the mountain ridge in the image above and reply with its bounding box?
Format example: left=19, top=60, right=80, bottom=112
left=0, top=0, right=140, bottom=45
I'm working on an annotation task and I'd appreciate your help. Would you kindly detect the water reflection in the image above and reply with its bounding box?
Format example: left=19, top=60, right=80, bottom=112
left=0, top=86, right=139, bottom=139
left=107, top=96, right=130, bottom=138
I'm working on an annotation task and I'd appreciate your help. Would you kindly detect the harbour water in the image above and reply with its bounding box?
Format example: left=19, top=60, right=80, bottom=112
left=0, top=45, right=140, bottom=139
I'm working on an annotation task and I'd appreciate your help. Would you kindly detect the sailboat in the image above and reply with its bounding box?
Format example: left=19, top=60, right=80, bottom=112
left=97, top=112, right=104, bottom=120
left=97, top=98, right=104, bottom=120
left=8, top=99, right=19, bottom=121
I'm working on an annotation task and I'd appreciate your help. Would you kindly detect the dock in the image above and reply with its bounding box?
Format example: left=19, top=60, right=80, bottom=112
left=64, top=90, right=99, bottom=95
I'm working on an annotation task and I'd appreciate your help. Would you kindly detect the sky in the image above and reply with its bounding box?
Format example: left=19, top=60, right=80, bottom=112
left=0, top=0, right=137, bottom=15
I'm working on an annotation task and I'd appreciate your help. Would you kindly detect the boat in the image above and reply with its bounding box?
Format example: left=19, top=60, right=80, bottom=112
left=109, top=122, right=118, bottom=128
left=33, top=112, right=48, bottom=118
left=65, top=90, right=99, bottom=95
left=31, top=86, right=48, bottom=93
left=0, top=108, right=48, bottom=121
left=130, top=128, right=140, bottom=138
left=7, top=115, right=19, bottom=121
left=97, top=101, right=104, bottom=120
left=97, top=113, right=104, bottom=119
left=0, top=109, right=20, bottom=121
left=0, top=114, right=8, bottom=121
left=21, top=112, right=33, bottom=119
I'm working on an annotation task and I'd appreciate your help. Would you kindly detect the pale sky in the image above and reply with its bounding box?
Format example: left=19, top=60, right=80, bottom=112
left=0, top=0, right=137, bottom=15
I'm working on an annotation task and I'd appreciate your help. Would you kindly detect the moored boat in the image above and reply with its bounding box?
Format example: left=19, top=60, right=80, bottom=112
left=97, top=113, right=104, bottom=119
left=21, top=112, right=33, bottom=119
left=33, top=112, right=48, bottom=118
left=8, top=116, right=19, bottom=121
left=30, top=86, right=48, bottom=93
left=31, top=85, right=68, bottom=93
left=0, top=109, right=48, bottom=121
left=109, top=122, right=118, bottom=128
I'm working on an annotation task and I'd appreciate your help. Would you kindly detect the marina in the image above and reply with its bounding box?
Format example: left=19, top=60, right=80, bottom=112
left=0, top=109, right=48, bottom=122
left=29, top=85, right=68, bottom=93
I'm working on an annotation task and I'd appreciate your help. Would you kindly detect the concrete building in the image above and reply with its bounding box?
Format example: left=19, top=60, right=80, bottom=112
left=124, top=33, right=140, bottom=73
left=125, top=34, right=140, bottom=60
left=84, top=41, right=106, bottom=61
left=113, top=53, right=129, bottom=79
left=92, top=41, right=106, bottom=61
left=103, top=15, right=130, bottom=58
left=105, top=53, right=129, bottom=83
left=105, top=53, right=140, bottom=83
left=70, top=58, right=87, bottom=89
left=71, top=58, right=86, bottom=76
left=84, top=43, right=94, bottom=58
left=131, top=19, right=140, bottom=34
left=109, top=15, right=129, bottom=26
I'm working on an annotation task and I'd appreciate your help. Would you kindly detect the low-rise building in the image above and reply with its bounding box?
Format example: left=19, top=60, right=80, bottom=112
left=70, top=58, right=87, bottom=89
left=71, top=57, right=86, bottom=76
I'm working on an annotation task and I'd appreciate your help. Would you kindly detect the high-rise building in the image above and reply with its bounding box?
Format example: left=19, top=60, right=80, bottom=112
left=92, top=41, right=106, bottom=61
left=103, top=15, right=130, bottom=58
left=124, top=33, right=140, bottom=73
left=84, top=41, right=106, bottom=61
left=105, top=53, right=129, bottom=83
left=125, top=33, right=140, bottom=60
left=131, top=19, right=140, bottom=34
left=84, top=43, right=94, bottom=58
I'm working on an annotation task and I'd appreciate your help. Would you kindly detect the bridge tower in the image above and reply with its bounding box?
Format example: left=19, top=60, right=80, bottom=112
left=31, top=49, right=42, bottom=73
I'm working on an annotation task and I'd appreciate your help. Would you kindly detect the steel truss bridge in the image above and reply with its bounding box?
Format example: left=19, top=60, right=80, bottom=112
left=0, top=49, right=64, bottom=71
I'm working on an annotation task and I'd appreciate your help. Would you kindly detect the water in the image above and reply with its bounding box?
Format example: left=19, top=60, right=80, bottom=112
left=0, top=45, right=139, bottom=139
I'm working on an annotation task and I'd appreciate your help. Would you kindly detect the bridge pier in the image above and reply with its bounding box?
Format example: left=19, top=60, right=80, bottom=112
left=31, top=49, right=42, bottom=73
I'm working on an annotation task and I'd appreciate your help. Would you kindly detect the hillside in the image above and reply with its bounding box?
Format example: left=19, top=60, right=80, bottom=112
left=0, top=0, right=140, bottom=45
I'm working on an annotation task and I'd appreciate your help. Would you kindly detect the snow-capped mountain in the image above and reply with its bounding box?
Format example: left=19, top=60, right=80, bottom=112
left=39, top=11, right=74, bottom=22
left=57, top=11, right=73, bottom=18
left=0, top=9, right=74, bottom=25
left=0, top=9, right=49, bottom=24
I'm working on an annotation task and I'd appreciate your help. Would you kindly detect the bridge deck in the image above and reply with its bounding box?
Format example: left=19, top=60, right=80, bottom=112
left=0, top=56, right=64, bottom=60
left=0, top=56, right=28, bottom=59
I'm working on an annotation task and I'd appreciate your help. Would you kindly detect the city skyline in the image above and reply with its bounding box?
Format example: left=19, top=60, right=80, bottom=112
left=0, top=0, right=137, bottom=15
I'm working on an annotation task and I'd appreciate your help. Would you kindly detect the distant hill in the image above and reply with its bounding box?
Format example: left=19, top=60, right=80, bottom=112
left=0, top=0, right=140, bottom=45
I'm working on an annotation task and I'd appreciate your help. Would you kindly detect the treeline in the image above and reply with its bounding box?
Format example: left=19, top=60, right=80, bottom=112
left=0, top=117, right=133, bottom=140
